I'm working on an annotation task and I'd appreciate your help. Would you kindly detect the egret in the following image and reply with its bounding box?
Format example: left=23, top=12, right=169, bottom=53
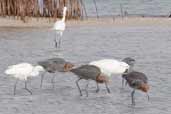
left=53, top=6, right=67, bottom=49
left=122, top=71, right=150, bottom=105
left=5, top=63, right=44, bottom=95
left=70, top=65, right=110, bottom=97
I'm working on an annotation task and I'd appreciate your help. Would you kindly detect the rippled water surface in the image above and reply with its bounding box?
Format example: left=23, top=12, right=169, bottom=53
left=84, top=0, right=171, bottom=16
left=0, top=25, right=171, bottom=114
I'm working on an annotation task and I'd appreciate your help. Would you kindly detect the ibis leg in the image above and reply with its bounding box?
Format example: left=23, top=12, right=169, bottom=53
left=24, top=80, right=32, bottom=95
left=14, top=79, right=19, bottom=95
left=51, top=75, right=55, bottom=89
left=125, top=81, right=128, bottom=86
left=96, top=82, right=100, bottom=93
left=40, top=72, right=45, bottom=88
left=76, top=78, right=82, bottom=96
left=122, top=77, right=124, bottom=87
left=131, top=89, right=135, bottom=105
left=105, top=82, right=111, bottom=93
left=147, top=93, right=150, bottom=101
left=85, top=80, right=89, bottom=97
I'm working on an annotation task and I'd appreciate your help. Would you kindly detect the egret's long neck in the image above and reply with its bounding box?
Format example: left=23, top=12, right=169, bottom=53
left=62, top=9, right=67, bottom=22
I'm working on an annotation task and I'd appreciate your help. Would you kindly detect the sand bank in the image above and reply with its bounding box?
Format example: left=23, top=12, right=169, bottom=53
left=0, top=17, right=171, bottom=28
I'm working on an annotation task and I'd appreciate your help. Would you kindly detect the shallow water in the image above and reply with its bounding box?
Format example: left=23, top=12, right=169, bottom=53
left=84, top=0, right=171, bottom=16
left=0, top=25, right=171, bottom=114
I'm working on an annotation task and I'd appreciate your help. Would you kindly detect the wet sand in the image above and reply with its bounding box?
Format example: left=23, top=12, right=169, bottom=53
left=0, top=17, right=171, bottom=114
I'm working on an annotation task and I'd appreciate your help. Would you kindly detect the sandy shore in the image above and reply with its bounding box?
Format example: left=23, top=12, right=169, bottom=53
left=0, top=17, right=171, bottom=28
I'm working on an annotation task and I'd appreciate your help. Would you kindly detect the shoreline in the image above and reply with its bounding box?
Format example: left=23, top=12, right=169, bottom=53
left=0, top=16, right=171, bottom=29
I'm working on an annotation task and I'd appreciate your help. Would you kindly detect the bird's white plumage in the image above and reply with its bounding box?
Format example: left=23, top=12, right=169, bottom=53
left=89, top=59, right=129, bottom=77
left=5, top=63, right=45, bottom=80
left=53, top=7, right=67, bottom=32
left=52, top=7, right=67, bottom=48
left=53, top=21, right=65, bottom=31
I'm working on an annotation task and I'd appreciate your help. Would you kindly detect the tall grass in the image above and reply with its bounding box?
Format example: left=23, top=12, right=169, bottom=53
left=0, top=0, right=84, bottom=22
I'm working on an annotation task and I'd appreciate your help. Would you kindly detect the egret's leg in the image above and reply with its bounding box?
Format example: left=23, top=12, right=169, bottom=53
left=76, top=78, right=82, bottom=96
left=105, top=82, right=111, bottom=93
left=54, top=31, right=58, bottom=48
left=85, top=80, right=89, bottom=97
left=24, top=80, right=32, bottom=95
left=14, top=79, right=19, bottom=95
left=40, top=72, right=46, bottom=88
left=51, top=75, right=55, bottom=89
left=58, top=32, right=63, bottom=49
left=131, top=89, right=135, bottom=105
left=58, top=36, right=61, bottom=49
left=96, top=82, right=100, bottom=93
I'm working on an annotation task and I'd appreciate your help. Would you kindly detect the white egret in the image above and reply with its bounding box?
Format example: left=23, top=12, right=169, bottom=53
left=53, top=6, right=67, bottom=49
left=5, top=63, right=45, bottom=95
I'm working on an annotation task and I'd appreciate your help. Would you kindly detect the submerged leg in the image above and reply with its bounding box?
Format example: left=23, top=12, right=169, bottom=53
left=147, top=93, right=150, bottom=101
left=85, top=80, right=89, bottom=97
left=58, top=36, right=62, bottom=49
left=24, top=80, right=32, bottom=95
left=125, top=81, right=128, bottom=86
left=14, top=79, right=19, bottom=95
left=51, top=75, right=55, bottom=89
left=122, top=77, right=124, bottom=87
left=54, top=31, right=58, bottom=48
left=131, top=89, right=135, bottom=105
left=40, top=72, right=46, bottom=88
left=105, top=82, right=111, bottom=93
left=96, top=82, right=100, bottom=93
left=58, top=32, right=63, bottom=49
left=76, top=78, right=82, bottom=96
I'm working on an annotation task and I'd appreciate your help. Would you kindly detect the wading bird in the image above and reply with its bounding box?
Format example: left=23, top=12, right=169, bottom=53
left=38, top=58, right=74, bottom=88
left=122, top=71, right=150, bottom=105
left=53, top=6, right=67, bottom=49
left=5, top=63, right=44, bottom=95
left=70, top=65, right=110, bottom=97
left=121, top=57, right=135, bottom=86
left=89, top=57, right=135, bottom=87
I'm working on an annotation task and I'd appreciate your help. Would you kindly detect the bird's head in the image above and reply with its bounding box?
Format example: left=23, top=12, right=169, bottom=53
left=139, top=83, right=150, bottom=93
left=35, top=65, right=45, bottom=72
left=63, top=62, right=74, bottom=72
left=96, top=74, right=109, bottom=83
left=122, top=57, right=136, bottom=67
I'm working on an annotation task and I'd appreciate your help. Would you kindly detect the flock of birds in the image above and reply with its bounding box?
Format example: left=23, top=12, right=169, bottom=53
left=5, top=57, right=150, bottom=105
left=4, top=7, right=150, bottom=106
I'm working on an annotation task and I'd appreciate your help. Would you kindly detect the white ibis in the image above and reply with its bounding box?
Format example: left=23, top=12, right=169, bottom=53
left=5, top=63, right=44, bottom=95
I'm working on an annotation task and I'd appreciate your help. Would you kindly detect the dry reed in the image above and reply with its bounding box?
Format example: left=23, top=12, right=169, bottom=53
left=0, top=0, right=84, bottom=22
